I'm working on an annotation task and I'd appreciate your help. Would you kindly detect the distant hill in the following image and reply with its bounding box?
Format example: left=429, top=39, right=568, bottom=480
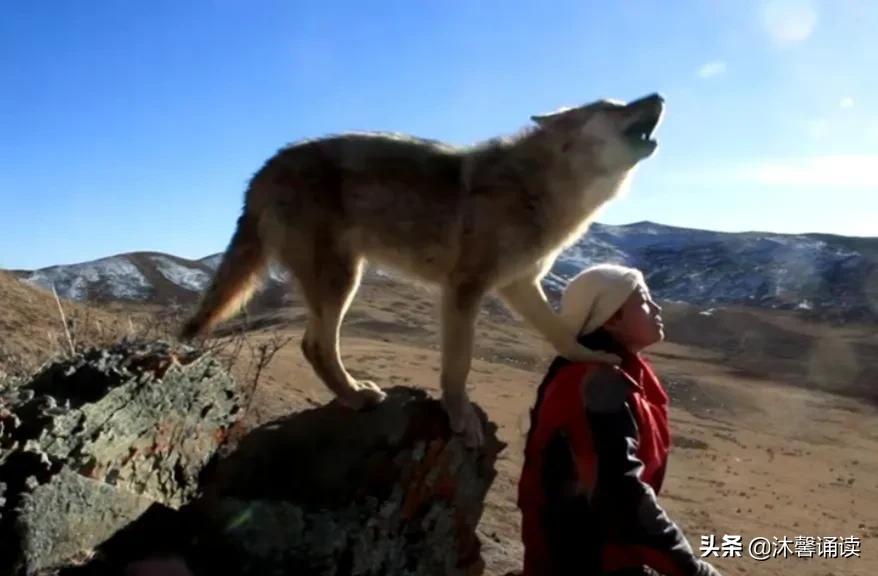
left=11, top=221, right=878, bottom=322
left=0, top=271, right=126, bottom=375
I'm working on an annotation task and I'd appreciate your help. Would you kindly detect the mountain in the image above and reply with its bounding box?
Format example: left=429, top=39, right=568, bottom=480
left=9, top=251, right=302, bottom=310
left=547, top=222, right=877, bottom=322
left=10, top=222, right=878, bottom=322
left=15, top=252, right=217, bottom=305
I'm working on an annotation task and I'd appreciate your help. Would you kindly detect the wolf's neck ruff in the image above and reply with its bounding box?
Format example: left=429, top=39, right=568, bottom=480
left=463, top=129, right=634, bottom=258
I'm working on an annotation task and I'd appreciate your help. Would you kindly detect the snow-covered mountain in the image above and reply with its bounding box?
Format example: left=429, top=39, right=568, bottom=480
left=11, top=252, right=297, bottom=308
left=16, top=252, right=217, bottom=305
left=11, top=222, right=878, bottom=321
left=545, top=222, right=877, bottom=321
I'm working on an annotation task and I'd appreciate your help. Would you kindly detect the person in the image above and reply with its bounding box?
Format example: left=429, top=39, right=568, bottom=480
left=517, top=264, right=723, bottom=576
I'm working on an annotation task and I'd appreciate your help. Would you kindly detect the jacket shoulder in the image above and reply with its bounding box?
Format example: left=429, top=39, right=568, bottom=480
left=580, top=364, right=637, bottom=413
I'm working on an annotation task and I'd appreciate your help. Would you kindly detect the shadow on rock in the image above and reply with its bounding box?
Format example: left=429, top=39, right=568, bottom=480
left=59, top=386, right=505, bottom=576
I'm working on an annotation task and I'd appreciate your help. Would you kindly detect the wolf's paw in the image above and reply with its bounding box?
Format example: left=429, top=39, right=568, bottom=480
left=338, top=381, right=387, bottom=410
left=442, top=396, right=484, bottom=448
left=562, top=343, right=621, bottom=365
left=354, top=380, right=388, bottom=405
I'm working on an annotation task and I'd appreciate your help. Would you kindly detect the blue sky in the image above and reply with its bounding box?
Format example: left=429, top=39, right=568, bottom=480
left=1, top=0, right=876, bottom=270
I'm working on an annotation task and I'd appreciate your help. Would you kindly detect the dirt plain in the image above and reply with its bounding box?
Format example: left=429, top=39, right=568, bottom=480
left=3, top=270, right=876, bottom=576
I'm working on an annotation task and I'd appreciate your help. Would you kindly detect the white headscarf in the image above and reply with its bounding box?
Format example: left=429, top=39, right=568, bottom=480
left=559, top=263, right=646, bottom=336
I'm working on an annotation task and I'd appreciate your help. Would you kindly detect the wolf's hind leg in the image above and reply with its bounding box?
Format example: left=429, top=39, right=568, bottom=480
left=287, top=246, right=386, bottom=410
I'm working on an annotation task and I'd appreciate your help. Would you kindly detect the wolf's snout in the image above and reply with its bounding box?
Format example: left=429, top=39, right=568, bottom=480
left=628, top=93, right=664, bottom=110
left=621, top=93, right=663, bottom=158
left=626, top=94, right=665, bottom=129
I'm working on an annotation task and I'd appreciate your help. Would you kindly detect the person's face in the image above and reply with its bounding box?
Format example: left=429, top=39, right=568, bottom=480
left=603, top=283, right=664, bottom=352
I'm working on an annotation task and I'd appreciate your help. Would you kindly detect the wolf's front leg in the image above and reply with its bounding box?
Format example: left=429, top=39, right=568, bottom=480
left=438, top=282, right=486, bottom=448
left=498, top=277, right=621, bottom=365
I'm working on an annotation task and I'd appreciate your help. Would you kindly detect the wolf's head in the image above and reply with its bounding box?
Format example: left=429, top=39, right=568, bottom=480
left=531, top=93, right=665, bottom=175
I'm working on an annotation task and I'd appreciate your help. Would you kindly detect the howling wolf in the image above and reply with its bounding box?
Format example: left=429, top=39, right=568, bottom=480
left=180, top=93, right=665, bottom=446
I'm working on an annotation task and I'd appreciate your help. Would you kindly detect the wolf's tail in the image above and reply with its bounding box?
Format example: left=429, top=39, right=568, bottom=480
left=179, top=211, right=267, bottom=340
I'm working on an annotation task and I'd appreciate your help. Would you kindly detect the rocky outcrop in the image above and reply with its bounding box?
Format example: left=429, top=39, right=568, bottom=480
left=0, top=340, right=503, bottom=576
left=0, top=340, right=243, bottom=575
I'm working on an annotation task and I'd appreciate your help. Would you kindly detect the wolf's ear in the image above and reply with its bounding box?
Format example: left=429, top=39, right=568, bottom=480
left=531, top=107, right=574, bottom=128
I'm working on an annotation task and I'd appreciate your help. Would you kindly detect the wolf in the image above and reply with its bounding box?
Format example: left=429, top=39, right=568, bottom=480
left=179, top=93, right=665, bottom=446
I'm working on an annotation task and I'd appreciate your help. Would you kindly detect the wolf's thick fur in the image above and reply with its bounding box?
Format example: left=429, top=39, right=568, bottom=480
left=180, top=94, right=664, bottom=446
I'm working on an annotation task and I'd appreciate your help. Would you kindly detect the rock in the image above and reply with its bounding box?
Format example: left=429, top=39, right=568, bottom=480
left=1, top=340, right=504, bottom=576
left=0, top=340, right=244, bottom=576
left=16, top=470, right=155, bottom=572
left=68, top=386, right=504, bottom=576
left=197, top=386, right=503, bottom=575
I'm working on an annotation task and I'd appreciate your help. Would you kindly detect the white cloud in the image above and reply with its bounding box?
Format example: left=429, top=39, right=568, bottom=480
left=761, top=0, right=817, bottom=45
left=697, top=61, right=727, bottom=79
left=738, top=155, right=878, bottom=190
left=840, top=96, right=855, bottom=109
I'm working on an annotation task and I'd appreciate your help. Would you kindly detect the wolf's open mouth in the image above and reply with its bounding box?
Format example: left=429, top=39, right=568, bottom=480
left=622, top=93, right=664, bottom=150
left=623, top=114, right=660, bottom=144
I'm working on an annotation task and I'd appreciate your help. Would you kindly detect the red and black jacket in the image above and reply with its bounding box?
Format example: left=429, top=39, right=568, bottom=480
left=518, top=349, right=713, bottom=576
